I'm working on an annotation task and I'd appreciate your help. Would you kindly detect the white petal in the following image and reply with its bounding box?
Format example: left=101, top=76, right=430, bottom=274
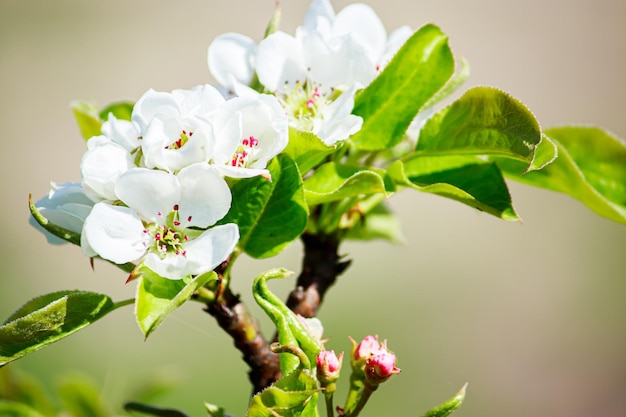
left=82, top=203, right=147, bottom=264
left=115, top=168, right=180, bottom=222
left=334, top=4, right=387, bottom=63
left=80, top=141, right=135, bottom=201
left=208, top=33, right=257, bottom=89
left=303, top=0, right=335, bottom=33
left=132, top=89, right=180, bottom=133
left=379, top=26, right=413, bottom=68
left=101, top=114, right=140, bottom=151
left=256, top=31, right=306, bottom=91
left=183, top=224, right=239, bottom=275
left=316, top=84, right=363, bottom=144
left=176, top=164, right=232, bottom=228
left=172, top=84, right=226, bottom=116
left=143, top=252, right=190, bottom=280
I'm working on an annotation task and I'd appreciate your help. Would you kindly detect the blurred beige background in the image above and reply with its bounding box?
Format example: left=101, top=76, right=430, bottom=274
left=1, top=0, right=625, bottom=416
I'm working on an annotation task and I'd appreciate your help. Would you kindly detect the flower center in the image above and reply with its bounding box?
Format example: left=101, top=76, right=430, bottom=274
left=165, top=130, right=193, bottom=150
left=230, top=135, right=259, bottom=167
left=278, top=80, right=331, bottom=132
left=143, top=204, right=193, bottom=258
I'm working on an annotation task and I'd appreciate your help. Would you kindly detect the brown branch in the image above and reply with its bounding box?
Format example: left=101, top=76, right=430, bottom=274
left=203, top=278, right=281, bottom=394
left=286, top=232, right=351, bottom=318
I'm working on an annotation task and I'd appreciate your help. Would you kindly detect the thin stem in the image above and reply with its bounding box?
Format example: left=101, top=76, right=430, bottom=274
left=112, top=298, right=135, bottom=310
left=324, top=389, right=336, bottom=417
left=346, top=382, right=377, bottom=417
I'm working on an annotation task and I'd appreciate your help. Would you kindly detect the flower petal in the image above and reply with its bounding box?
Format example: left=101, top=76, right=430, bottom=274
left=82, top=203, right=146, bottom=264
left=256, top=31, right=306, bottom=91
left=176, top=163, right=232, bottom=228
left=208, top=33, right=257, bottom=90
left=80, top=139, right=135, bottom=202
left=183, top=223, right=239, bottom=275
left=115, top=168, right=180, bottom=222
left=333, top=3, right=387, bottom=63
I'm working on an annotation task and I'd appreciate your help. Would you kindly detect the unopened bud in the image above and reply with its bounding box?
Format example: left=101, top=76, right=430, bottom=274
left=316, top=350, right=343, bottom=386
left=364, top=348, right=400, bottom=385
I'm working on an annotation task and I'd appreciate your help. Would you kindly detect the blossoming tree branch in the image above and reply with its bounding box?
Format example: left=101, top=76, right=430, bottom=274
left=2, top=0, right=625, bottom=416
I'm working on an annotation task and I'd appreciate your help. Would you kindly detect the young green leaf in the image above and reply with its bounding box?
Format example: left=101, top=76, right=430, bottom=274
left=135, top=268, right=216, bottom=338
left=0, top=291, right=120, bottom=366
left=496, top=126, right=626, bottom=224
left=421, top=383, right=467, bottom=417
left=351, top=24, right=454, bottom=151
left=388, top=156, right=519, bottom=221
left=70, top=101, right=103, bottom=140
left=303, top=162, right=391, bottom=206
left=98, top=101, right=134, bottom=121
left=247, top=366, right=320, bottom=417
left=344, top=201, right=405, bottom=243
left=282, top=128, right=336, bottom=174
left=58, top=376, right=113, bottom=417
left=417, top=86, right=548, bottom=174
left=220, top=155, right=308, bottom=259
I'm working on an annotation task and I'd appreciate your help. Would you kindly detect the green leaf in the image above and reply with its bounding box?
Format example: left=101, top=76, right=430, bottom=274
left=282, top=128, right=336, bottom=174
left=303, top=162, right=390, bottom=206
left=388, top=156, right=519, bottom=221
left=135, top=268, right=216, bottom=338
left=247, top=367, right=319, bottom=417
left=29, top=193, right=81, bottom=246
left=0, top=291, right=120, bottom=366
left=253, top=269, right=323, bottom=374
left=98, top=101, right=134, bottom=121
left=70, top=101, right=102, bottom=140
left=421, top=383, right=467, bottom=417
left=351, top=24, right=455, bottom=150
left=0, top=367, right=55, bottom=414
left=58, top=376, right=112, bottom=417
left=496, top=126, right=626, bottom=224
left=221, top=155, right=308, bottom=259
left=423, top=57, right=470, bottom=109
left=417, top=86, right=547, bottom=173
left=0, top=401, right=46, bottom=417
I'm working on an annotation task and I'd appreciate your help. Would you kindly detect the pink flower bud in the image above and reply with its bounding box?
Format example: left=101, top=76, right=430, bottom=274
left=316, top=350, right=343, bottom=386
left=353, top=335, right=382, bottom=361
left=365, top=349, right=401, bottom=385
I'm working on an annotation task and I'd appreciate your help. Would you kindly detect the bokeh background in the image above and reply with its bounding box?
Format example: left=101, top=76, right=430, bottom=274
left=1, top=0, right=625, bottom=416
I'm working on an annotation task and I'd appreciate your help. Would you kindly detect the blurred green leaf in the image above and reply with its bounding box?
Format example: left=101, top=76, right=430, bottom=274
left=58, top=375, right=112, bottom=417
left=0, top=367, right=55, bottom=414
left=303, top=162, right=390, bottom=206
left=496, top=126, right=626, bottom=224
left=388, top=156, right=519, bottom=221
left=421, top=383, right=467, bottom=417
left=0, top=291, right=120, bottom=366
left=71, top=101, right=102, bottom=140
left=135, top=268, right=216, bottom=338
left=221, top=155, right=308, bottom=259
left=351, top=24, right=454, bottom=150
left=0, top=401, right=45, bottom=417
left=417, top=86, right=549, bottom=173
left=282, top=128, right=336, bottom=174
left=99, top=101, right=134, bottom=121
left=423, top=57, right=470, bottom=109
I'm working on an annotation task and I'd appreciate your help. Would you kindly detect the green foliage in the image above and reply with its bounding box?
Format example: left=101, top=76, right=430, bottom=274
left=388, top=156, right=519, bottom=221
left=247, top=367, right=320, bottom=417
left=420, top=383, right=467, bottom=417
left=283, top=128, right=336, bottom=174
left=98, top=101, right=134, bottom=121
left=0, top=291, right=122, bottom=367
left=496, top=126, right=626, bottom=224
left=58, top=376, right=112, bottom=417
left=252, top=269, right=322, bottom=375
left=71, top=101, right=103, bottom=140
left=351, top=24, right=455, bottom=150
left=416, top=86, right=549, bottom=172
left=135, top=268, right=216, bottom=338
left=221, top=155, right=308, bottom=259
left=303, top=163, right=391, bottom=206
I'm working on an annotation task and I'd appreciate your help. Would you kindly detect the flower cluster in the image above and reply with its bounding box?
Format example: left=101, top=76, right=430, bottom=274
left=31, top=0, right=411, bottom=282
